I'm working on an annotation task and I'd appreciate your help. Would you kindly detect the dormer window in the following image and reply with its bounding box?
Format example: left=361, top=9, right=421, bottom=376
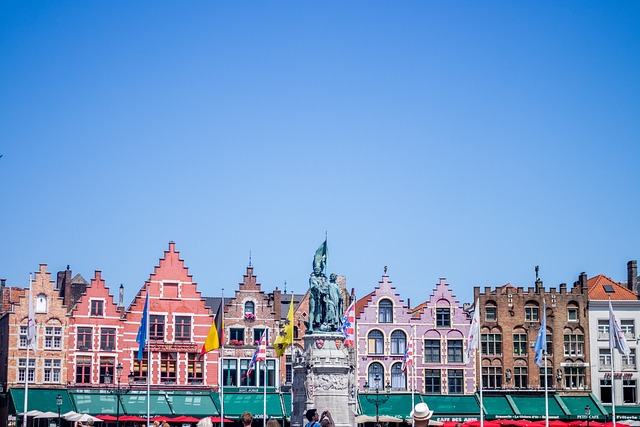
left=36, top=294, right=48, bottom=313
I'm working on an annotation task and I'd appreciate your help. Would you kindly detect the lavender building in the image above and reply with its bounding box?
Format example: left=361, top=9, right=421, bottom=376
left=356, top=275, right=475, bottom=395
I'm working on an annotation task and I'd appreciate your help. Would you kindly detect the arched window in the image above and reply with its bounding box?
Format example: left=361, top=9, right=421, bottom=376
left=367, top=362, right=384, bottom=388
left=36, top=294, right=48, bottom=313
left=244, top=301, right=255, bottom=315
left=391, top=362, right=406, bottom=390
left=390, top=330, right=406, bottom=355
left=379, top=299, right=393, bottom=323
left=367, top=330, right=384, bottom=355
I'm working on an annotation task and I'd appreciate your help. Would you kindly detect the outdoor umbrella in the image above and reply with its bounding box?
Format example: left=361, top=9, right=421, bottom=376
left=172, top=416, right=200, bottom=423
left=118, top=416, right=147, bottom=422
left=209, top=417, right=233, bottom=424
left=35, top=412, right=60, bottom=419
left=18, top=410, right=44, bottom=417
left=464, top=421, right=501, bottom=427
left=355, top=415, right=405, bottom=424
left=95, top=415, right=118, bottom=421
left=68, top=414, right=103, bottom=423
left=62, top=412, right=80, bottom=420
left=533, top=421, right=568, bottom=427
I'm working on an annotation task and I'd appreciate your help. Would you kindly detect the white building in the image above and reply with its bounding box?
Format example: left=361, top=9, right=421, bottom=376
left=588, top=262, right=640, bottom=420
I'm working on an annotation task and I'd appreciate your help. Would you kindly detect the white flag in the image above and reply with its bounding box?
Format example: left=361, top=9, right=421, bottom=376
left=465, top=299, right=480, bottom=364
left=609, top=299, right=631, bottom=356
left=27, top=283, right=37, bottom=350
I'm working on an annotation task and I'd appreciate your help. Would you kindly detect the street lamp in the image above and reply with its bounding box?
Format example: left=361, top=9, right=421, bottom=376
left=585, top=405, right=591, bottom=427
left=104, top=363, right=134, bottom=427
left=56, top=394, right=62, bottom=427
left=363, top=375, right=391, bottom=427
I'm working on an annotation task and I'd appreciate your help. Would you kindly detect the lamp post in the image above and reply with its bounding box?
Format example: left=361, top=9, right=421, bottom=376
left=585, top=405, right=591, bottom=427
left=56, top=394, right=62, bottom=427
left=363, top=375, right=391, bottom=427
left=104, top=363, right=134, bottom=427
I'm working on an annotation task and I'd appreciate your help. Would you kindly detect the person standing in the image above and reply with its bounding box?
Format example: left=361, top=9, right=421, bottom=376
left=410, top=402, right=434, bottom=427
left=305, top=409, right=320, bottom=427
left=241, top=412, right=253, bottom=427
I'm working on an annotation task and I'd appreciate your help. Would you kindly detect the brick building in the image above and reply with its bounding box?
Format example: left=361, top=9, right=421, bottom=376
left=120, top=241, right=219, bottom=388
left=473, top=272, right=591, bottom=395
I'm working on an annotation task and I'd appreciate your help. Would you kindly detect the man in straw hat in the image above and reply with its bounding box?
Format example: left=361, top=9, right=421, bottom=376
left=410, top=402, right=434, bottom=427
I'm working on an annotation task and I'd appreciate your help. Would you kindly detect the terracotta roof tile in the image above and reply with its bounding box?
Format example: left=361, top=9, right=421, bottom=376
left=410, top=301, right=428, bottom=319
left=588, top=274, right=638, bottom=301
left=355, top=291, right=375, bottom=317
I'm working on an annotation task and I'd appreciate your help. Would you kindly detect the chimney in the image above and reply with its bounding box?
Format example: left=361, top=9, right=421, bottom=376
left=273, top=287, right=282, bottom=320
left=118, top=284, right=124, bottom=311
left=535, top=278, right=543, bottom=293
left=579, top=272, right=588, bottom=292
left=1, top=278, right=5, bottom=315
left=628, top=260, right=638, bottom=294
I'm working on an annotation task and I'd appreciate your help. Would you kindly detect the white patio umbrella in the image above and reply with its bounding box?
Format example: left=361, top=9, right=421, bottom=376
left=67, top=414, right=103, bottom=423
left=35, top=412, right=60, bottom=419
left=62, top=412, right=80, bottom=420
left=18, top=410, right=44, bottom=417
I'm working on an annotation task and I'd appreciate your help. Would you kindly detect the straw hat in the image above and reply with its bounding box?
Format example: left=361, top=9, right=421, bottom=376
left=410, top=403, right=434, bottom=421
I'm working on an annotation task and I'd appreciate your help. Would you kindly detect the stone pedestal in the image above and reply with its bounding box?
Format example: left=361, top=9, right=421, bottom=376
left=292, top=333, right=356, bottom=427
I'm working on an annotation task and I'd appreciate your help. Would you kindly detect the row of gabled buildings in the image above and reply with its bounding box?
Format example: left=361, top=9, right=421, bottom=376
left=0, top=242, right=639, bottom=424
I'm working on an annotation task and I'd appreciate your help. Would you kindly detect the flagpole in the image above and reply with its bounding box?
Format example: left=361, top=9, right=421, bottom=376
left=146, top=287, right=151, bottom=427
left=543, top=300, right=549, bottom=427
left=411, top=326, right=415, bottom=427
left=289, top=291, right=294, bottom=427
left=478, top=337, right=484, bottom=427
left=23, top=274, right=33, bottom=427
left=220, top=289, right=225, bottom=427
left=263, top=356, right=267, bottom=427
left=477, top=300, right=484, bottom=427
left=610, top=298, right=618, bottom=427
left=611, top=354, right=617, bottom=426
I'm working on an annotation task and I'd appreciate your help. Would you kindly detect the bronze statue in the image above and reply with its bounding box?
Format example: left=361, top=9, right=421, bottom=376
left=307, top=240, right=343, bottom=333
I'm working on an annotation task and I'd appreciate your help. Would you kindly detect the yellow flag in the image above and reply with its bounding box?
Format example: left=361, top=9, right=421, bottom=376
left=274, top=298, right=294, bottom=357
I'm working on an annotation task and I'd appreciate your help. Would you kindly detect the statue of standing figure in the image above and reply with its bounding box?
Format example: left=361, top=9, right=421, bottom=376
left=307, top=240, right=344, bottom=333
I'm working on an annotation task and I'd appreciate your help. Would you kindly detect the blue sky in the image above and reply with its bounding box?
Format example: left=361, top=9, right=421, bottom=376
left=1, top=2, right=639, bottom=308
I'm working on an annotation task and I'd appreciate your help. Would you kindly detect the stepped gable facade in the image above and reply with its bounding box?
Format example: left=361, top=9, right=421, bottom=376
left=474, top=273, right=591, bottom=395
left=121, top=241, right=219, bottom=388
left=4, top=264, right=69, bottom=389
left=356, top=273, right=413, bottom=390
left=220, top=265, right=281, bottom=389
left=410, top=278, right=475, bottom=394
left=67, top=270, right=123, bottom=386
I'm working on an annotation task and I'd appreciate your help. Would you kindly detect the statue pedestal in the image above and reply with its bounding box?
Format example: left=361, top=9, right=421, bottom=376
left=292, top=333, right=356, bottom=427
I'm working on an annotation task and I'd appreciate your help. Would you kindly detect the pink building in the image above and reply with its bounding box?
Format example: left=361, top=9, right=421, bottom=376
left=356, top=275, right=474, bottom=394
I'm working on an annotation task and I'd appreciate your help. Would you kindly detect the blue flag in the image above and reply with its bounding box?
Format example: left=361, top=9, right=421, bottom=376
left=533, top=300, right=547, bottom=367
left=136, top=294, right=149, bottom=361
